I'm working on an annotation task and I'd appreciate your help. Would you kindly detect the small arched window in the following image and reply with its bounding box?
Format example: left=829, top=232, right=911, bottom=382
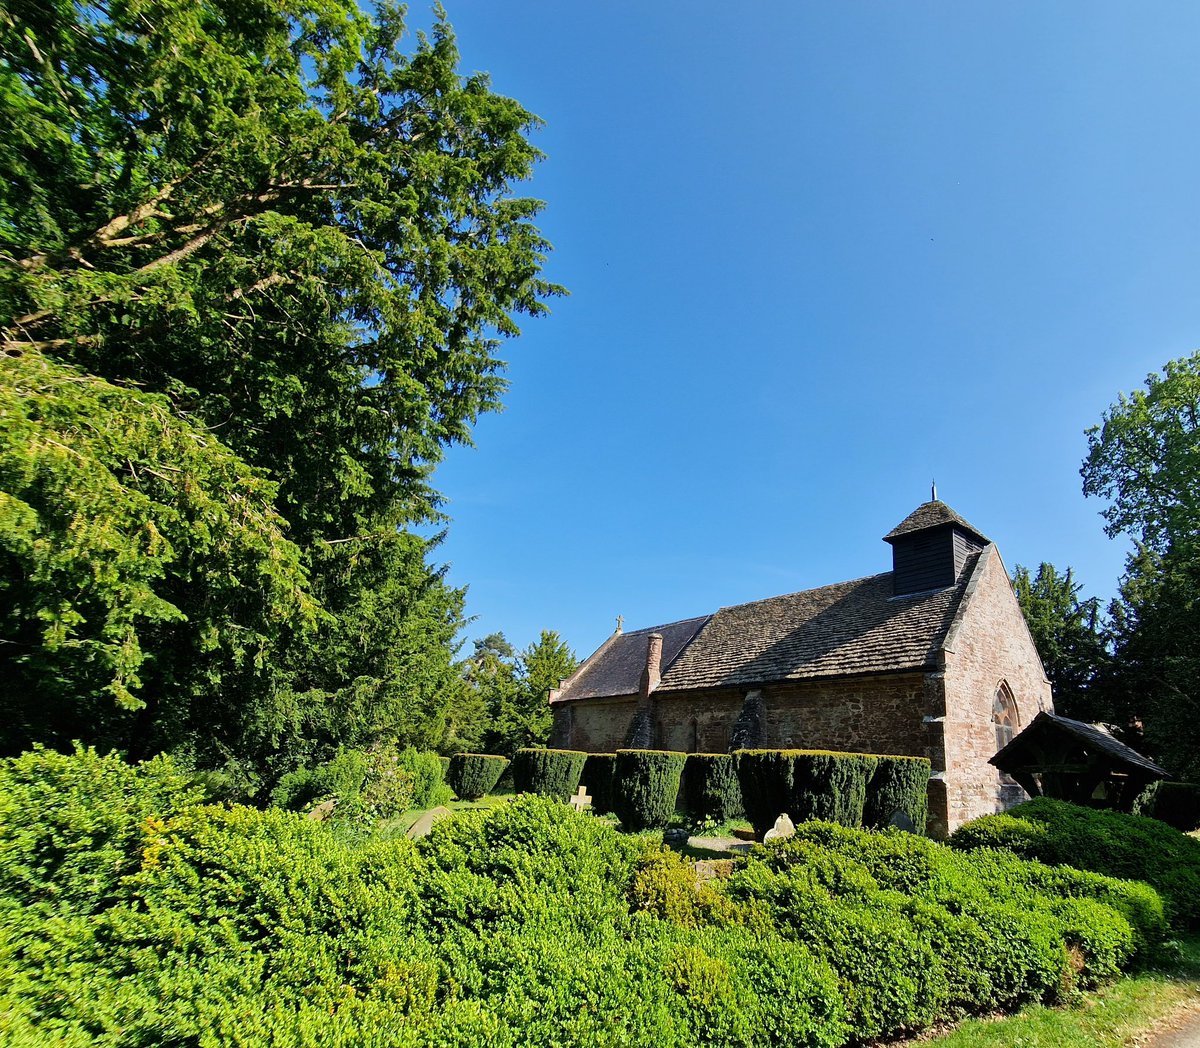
left=993, top=683, right=1020, bottom=753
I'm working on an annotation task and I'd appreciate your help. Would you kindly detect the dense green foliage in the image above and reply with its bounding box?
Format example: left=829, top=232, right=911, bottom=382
left=581, top=752, right=617, bottom=814
left=680, top=753, right=744, bottom=823
left=612, top=749, right=687, bottom=830
left=0, top=353, right=315, bottom=762
left=1137, top=781, right=1200, bottom=832
left=735, top=749, right=882, bottom=836
left=863, top=756, right=930, bottom=830
left=511, top=747, right=587, bottom=801
left=949, top=797, right=1200, bottom=930
left=446, top=753, right=509, bottom=801
left=1, top=749, right=1174, bottom=1048
left=1012, top=562, right=1110, bottom=722
left=1081, top=354, right=1200, bottom=777
left=397, top=747, right=453, bottom=810
left=467, top=630, right=579, bottom=757
left=0, top=0, right=561, bottom=781
left=269, top=742, right=417, bottom=828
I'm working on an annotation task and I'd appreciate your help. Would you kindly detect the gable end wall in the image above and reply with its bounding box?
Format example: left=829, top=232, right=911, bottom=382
left=941, top=547, right=1053, bottom=832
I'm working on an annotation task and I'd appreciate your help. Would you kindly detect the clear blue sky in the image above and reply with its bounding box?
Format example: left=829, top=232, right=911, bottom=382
left=415, top=2, right=1200, bottom=662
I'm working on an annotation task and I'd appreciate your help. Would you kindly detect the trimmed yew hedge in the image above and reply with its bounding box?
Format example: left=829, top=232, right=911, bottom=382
left=446, top=753, right=509, bottom=801
left=734, top=749, right=881, bottom=836
left=863, top=755, right=930, bottom=830
left=581, top=753, right=617, bottom=814
left=680, top=753, right=744, bottom=823
left=512, top=748, right=588, bottom=801
left=612, top=749, right=686, bottom=830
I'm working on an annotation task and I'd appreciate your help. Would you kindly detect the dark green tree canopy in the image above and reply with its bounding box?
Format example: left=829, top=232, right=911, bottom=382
left=0, top=0, right=562, bottom=784
left=1012, top=563, right=1109, bottom=722
left=1082, top=354, right=1200, bottom=779
left=1082, top=353, right=1200, bottom=557
left=1, top=0, right=562, bottom=533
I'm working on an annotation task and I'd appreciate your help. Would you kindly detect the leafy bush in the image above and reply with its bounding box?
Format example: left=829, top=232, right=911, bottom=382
left=612, top=749, right=686, bottom=830
left=581, top=753, right=617, bottom=814
left=0, top=750, right=1165, bottom=1048
left=1137, top=781, right=1200, bottom=832
left=270, top=743, right=415, bottom=824
left=950, top=797, right=1200, bottom=929
left=446, top=753, right=509, bottom=801
left=680, top=753, right=744, bottom=823
left=398, top=747, right=453, bottom=809
left=511, top=747, right=588, bottom=801
left=734, top=749, right=880, bottom=835
left=863, top=756, right=930, bottom=831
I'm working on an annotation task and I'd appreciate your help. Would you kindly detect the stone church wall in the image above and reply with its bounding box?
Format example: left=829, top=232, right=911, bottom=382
left=940, top=547, right=1053, bottom=832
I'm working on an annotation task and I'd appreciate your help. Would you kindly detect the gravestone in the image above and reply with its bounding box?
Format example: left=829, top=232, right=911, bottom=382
left=306, top=798, right=337, bottom=822
left=888, top=809, right=916, bottom=833
left=568, top=785, right=592, bottom=812
left=763, top=813, right=796, bottom=843
left=406, top=805, right=453, bottom=839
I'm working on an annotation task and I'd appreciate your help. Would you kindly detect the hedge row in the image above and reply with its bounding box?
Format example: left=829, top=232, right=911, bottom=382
left=0, top=748, right=1168, bottom=1048
left=679, top=753, right=743, bottom=823
left=581, top=753, right=617, bottom=814
left=735, top=749, right=930, bottom=836
left=447, top=753, right=509, bottom=801
left=512, top=748, right=588, bottom=800
left=949, top=796, right=1200, bottom=930
left=611, top=749, right=687, bottom=830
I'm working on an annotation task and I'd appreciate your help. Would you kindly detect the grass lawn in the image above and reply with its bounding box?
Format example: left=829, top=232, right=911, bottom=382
left=382, top=790, right=515, bottom=834
left=916, top=936, right=1200, bottom=1048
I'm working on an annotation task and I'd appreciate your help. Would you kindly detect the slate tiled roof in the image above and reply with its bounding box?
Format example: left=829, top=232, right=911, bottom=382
left=552, top=616, right=710, bottom=702
left=554, top=558, right=979, bottom=701
left=884, top=500, right=989, bottom=544
left=659, top=566, right=973, bottom=691
left=992, top=712, right=1169, bottom=778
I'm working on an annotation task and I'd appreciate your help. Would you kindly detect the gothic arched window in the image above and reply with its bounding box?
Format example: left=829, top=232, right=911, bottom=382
left=994, top=682, right=1020, bottom=753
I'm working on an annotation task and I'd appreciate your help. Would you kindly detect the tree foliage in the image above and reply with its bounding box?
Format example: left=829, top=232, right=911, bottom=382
left=471, top=630, right=577, bottom=756
left=1082, top=355, right=1200, bottom=777
left=0, top=0, right=561, bottom=780
left=1082, top=353, right=1200, bottom=557
left=0, top=352, right=315, bottom=759
left=1012, top=563, right=1109, bottom=722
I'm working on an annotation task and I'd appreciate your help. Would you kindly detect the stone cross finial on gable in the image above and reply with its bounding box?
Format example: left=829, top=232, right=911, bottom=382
left=615, top=614, right=624, bottom=633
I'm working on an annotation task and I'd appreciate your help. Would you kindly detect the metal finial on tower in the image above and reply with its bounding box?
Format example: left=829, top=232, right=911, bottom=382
left=931, top=479, right=938, bottom=502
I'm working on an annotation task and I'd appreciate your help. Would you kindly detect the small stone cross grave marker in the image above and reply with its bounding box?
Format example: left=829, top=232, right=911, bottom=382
left=762, top=813, right=795, bottom=843
left=568, top=785, right=592, bottom=812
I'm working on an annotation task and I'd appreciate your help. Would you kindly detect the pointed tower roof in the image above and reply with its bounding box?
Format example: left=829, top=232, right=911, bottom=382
left=883, top=500, right=989, bottom=545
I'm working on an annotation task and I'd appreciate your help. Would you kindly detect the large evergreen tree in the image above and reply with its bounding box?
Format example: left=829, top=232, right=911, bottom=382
left=1011, top=563, right=1109, bottom=722
left=1082, top=353, right=1200, bottom=777
left=0, top=0, right=561, bottom=783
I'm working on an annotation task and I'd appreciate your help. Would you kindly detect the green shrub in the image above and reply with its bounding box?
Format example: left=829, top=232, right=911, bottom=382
left=398, top=747, right=453, bottom=809
left=581, top=753, right=617, bottom=814
left=734, top=749, right=879, bottom=835
left=612, top=749, right=686, bottom=831
left=863, top=756, right=930, bottom=831
left=270, top=743, right=415, bottom=824
left=511, top=747, right=588, bottom=801
left=415, top=794, right=642, bottom=935
left=1142, top=782, right=1200, bottom=832
left=446, top=753, right=509, bottom=801
left=950, top=797, right=1200, bottom=929
left=680, top=753, right=744, bottom=823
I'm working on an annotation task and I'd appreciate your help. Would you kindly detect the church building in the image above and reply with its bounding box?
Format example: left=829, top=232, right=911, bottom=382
left=549, top=499, right=1052, bottom=836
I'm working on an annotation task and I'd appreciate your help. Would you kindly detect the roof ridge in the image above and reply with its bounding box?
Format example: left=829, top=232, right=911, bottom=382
left=712, top=571, right=892, bottom=613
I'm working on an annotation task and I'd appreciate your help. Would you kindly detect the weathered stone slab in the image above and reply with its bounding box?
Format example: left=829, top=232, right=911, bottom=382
left=763, top=813, right=796, bottom=843
left=406, top=805, right=454, bottom=839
